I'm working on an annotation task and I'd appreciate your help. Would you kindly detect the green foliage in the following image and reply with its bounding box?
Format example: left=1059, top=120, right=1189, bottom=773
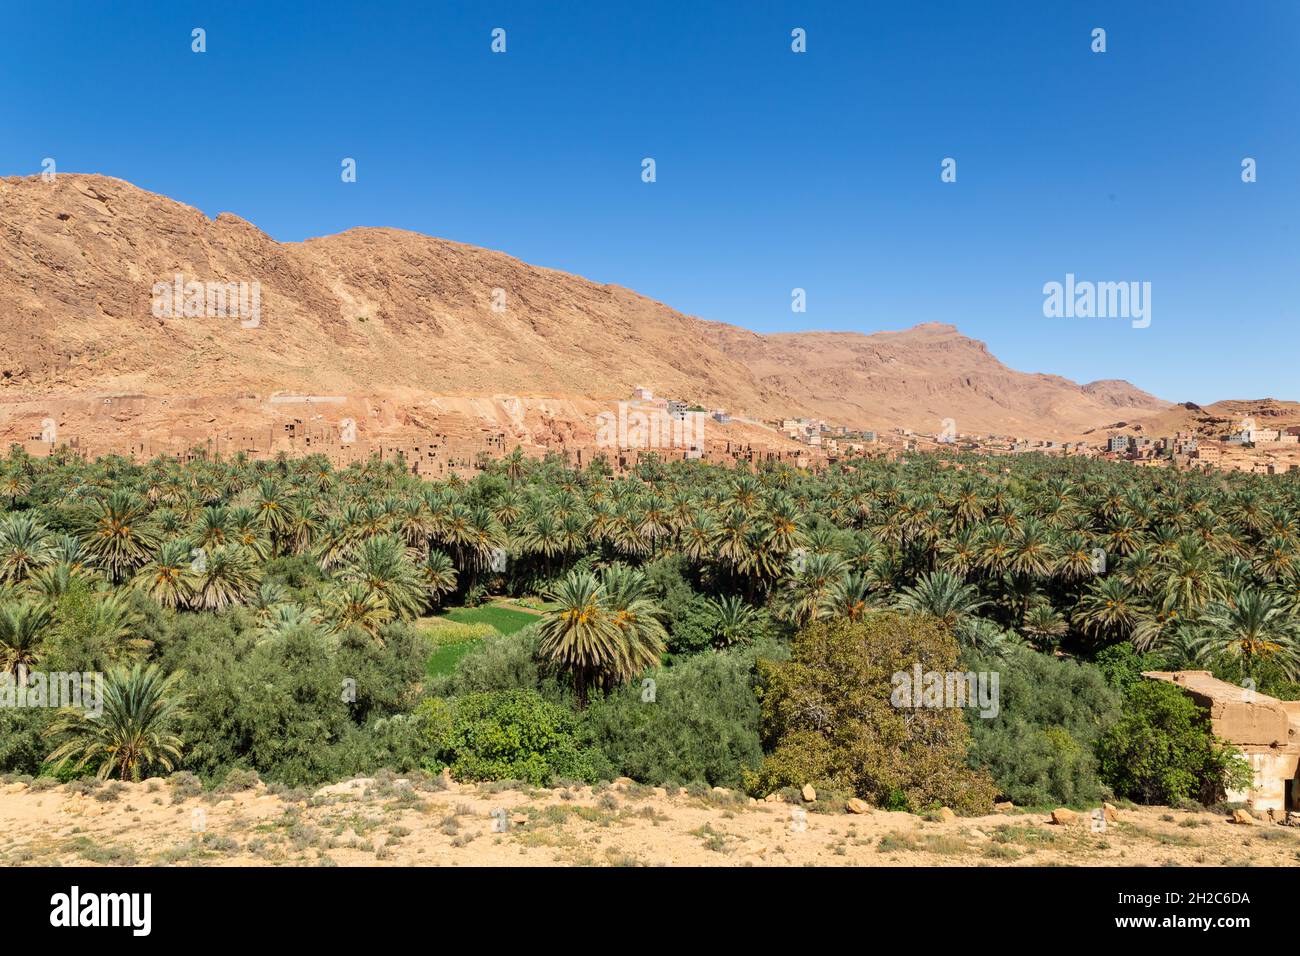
left=1092, top=642, right=1167, bottom=695
left=1095, top=680, right=1254, bottom=805
left=44, top=663, right=188, bottom=781
left=8, top=441, right=1300, bottom=796
left=426, top=624, right=554, bottom=698
left=161, top=614, right=428, bottom=786
left=965, top=648, right=1121, bottom=807
left=753, top=612, right=997, bottom=813
left=0, top=708, right=54, bottom=776
left=662, top=594, right=721, bottom=655
left=427, top=690, right=609, bottom=785
left=580, top=648, right=764, bottom=788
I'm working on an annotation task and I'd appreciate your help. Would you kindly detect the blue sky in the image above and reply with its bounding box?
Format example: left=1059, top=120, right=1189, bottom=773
left=3, top=1, right=1296, bottom=403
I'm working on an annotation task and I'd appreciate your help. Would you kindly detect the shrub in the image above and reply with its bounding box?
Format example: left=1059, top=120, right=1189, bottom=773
left=580, top=648, right=764, bottom=788
left=0, top=708, right=54, bottom=777
left=965, top=648, right=1121, bottom=807
left=173, top=622, right=356, bottom=786
left=326, top=714, right=432, bottom=778
left=428, top=690, right=609, bottom=785
left=425, top=625, right=554, bottom=698
left=1092, top=643, right=1166, bottom=695
left=216, top=768, right=262, bottom=793
left=1095, top=680, right=1253, bottom=805
left=752, top=612, right=997, bottom=813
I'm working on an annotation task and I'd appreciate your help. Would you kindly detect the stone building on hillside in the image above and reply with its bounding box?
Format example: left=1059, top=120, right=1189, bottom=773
left=1143, top=670, right=1300, bottom=819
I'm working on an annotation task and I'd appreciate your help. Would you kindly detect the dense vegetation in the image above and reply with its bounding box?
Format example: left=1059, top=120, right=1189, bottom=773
left=2, top=443, right=1293, bottom=809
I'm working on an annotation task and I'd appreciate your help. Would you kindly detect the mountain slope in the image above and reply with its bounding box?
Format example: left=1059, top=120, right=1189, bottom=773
left=0, top=173, right=1168, bottom=439
left=699, top=321, right=1169, bottom=435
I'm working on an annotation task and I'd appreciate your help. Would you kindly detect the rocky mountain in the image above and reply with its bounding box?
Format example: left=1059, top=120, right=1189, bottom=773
left=0, top=173, right=1172, bottom=446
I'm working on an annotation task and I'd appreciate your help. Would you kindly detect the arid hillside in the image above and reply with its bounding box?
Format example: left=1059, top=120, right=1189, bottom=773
left=0, top=173, right=1172, bottom=449
left=700, top=322, right=1170, bottom=436
left=1096, top=398, right=1300, bottom=441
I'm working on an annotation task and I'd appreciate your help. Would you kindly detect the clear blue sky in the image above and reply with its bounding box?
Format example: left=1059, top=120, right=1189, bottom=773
left=3, top=1, right=1296, bottom=403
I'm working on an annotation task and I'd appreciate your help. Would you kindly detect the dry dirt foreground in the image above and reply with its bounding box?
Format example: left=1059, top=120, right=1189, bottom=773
left=0, top=775, right=1294, bottom=867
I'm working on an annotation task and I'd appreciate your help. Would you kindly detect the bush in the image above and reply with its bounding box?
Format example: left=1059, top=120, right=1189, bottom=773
left=752, top=612, right=997, bottom=813
left=965, top=648, right=1120, bottom=807
left=0, top=708, right=54, bottom=777
left=187, top=622, right=358, bottom=786
left=1092, top=643, right=1166, bottom=695
left=216, top=768, right=262, bottom=793
left=661, top=595, right=717, bottom=656
left=326, top=713, right=433, bottom=778
left=427, top=690, right=609, bottom=785
left=1095, top=680, right=1253, bottom=805
left=426, top=625, right=554, bottom=699
left=580, top=648, right=764, bottom=788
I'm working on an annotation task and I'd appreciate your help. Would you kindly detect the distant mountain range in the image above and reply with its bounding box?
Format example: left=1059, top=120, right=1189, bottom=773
left=0, top=173, right=1288, bottom=446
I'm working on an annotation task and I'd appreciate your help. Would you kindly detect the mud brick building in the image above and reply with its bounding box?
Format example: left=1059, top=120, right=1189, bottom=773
left=1144, top=670, right=1300, bottom=819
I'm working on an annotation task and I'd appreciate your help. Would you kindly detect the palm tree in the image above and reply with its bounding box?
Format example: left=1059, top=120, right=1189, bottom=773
left=227, top=506, right=272, bottom=561
left=1160, top=538, right=1227, bottom=616
left=283, top=499, right=322, bottom=555
left=1021, top=601, right=1068, bottom=649
left=598, top=565, right=667, bottom=686
left=249, top=580, right=291, bottom=621
left=894, top=570, right=987, bottom=629
left=257, top=602, right=324, bottom=640
left=537, top=571, right=621, bottom=709
left=0, top=468, right=32, bottom=506
left=1054, top=531, right=1099, bottom=582
left=252, top=478, right=292, bottom=548
left=827, top=572, right=878, bottom=622
left=1191, top=591, right=1300, bottom=680
left=0, top=601, right=52, bottom=685
left=132, top=539, right=197, bottom=609
left=782, top=551, right=847, bottom=625
left=1074, top=576, right=1146, bottom=641
left=323, top=580, right=394, bottom=638
left=192, top=544, right=261, bottom=610
left=76, top=490, right=159, bottom=583
left=341, top=534, right=426, bottom=619
left=26, top=562, right=95, bottom=600
left=702, top=594, right=763, bottom=647
left=518, top=510, right=564, bottom=580
left=44, top=664, right=188, bottom=781
left=80, top=592, right=150, bottom=661
left=192, top=505, right=230, bottom=550
left=313, top=516, right=354, bottom=570
left=0, top=514, right=57, bottom=584
left=421, top=549, right=458, bottom=608
left=50, top=534, right=94, bottom=571
left=936, top=525, right=981, bottom=579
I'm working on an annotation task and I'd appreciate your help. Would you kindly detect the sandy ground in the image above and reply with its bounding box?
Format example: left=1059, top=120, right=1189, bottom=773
left=0, top=775, right=1294, bottom=867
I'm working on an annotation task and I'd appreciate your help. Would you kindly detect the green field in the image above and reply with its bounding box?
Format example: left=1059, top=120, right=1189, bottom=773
left=437, top=603, right=540, bottom=636
left=426, top=640, right=481, bottom=677
left=423, top=602, right=543, bottom=677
